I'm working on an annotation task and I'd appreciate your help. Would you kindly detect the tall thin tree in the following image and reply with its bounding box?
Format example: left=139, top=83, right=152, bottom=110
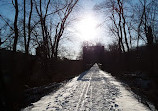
left=12, top=0, right=19, bottom=52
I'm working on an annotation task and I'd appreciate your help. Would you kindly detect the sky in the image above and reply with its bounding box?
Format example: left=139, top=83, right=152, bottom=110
left=61, top=0, right=113, bottom=59
left=1, top=0, right=156, bottom=59
left=0, top=0, right=113, bottom=59
left=80, top=0, right=113, bottom=43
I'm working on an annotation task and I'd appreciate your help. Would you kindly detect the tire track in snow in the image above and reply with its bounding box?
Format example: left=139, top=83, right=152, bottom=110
left=80, top=72, right=92, bottom=110
left=75, top=72, right=92, bottom=111
left=75, top=82, right=87, bottom=111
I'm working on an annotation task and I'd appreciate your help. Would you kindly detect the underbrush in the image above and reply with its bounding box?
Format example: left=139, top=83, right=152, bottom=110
left=0, top=49, right=84, bottom=110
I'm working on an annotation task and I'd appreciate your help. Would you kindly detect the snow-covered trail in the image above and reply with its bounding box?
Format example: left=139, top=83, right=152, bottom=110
left=23, top=64, right=150, bottom=111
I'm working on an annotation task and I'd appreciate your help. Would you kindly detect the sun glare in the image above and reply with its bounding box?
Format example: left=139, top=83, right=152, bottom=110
left=77, top=15, right=99, bottom=41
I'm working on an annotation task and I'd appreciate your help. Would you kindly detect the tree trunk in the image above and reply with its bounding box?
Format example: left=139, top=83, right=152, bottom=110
left=127, top=23, right=132, bottom=48
left=54, top=36, right=60, bottom=59
left=122, top=12, right=129, bottom=52
left=26, top=0, right=33, bottom=54
left=137, top=0, right=146, bottom=48
left=54, top=22, right=65, bottom=59
left=117, top=0, right=128, bottom=52
left=23, top=0, right=27, bottom=53
left=118, top=13, right=125, bottom=52
left=13, top=0, right=19, bottom=52
left=111, top=12, right=123, bottom=52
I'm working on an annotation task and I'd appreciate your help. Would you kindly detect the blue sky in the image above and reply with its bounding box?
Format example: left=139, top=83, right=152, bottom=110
left=58, top=0, right=115, bottom=59
left=0, top=0, right=113, bottom=59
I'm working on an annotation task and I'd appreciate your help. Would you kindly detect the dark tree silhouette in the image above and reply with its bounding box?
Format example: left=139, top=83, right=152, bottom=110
left=12, top=0, right=19, bottom=52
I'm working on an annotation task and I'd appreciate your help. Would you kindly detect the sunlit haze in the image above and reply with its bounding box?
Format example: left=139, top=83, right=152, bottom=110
left=76, top=15, right=99, bottom=41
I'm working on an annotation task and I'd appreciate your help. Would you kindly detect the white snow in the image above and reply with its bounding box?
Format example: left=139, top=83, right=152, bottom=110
left=22, top=64, right=150, bottom=111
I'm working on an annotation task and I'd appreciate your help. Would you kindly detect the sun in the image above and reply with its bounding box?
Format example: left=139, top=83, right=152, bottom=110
left=77, top=15, right=99, bottom=41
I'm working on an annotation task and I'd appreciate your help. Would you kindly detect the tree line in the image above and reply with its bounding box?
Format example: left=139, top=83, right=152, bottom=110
left=94, top=0, right=158, bottom=52
left=0, top=0, right=79, bottom=59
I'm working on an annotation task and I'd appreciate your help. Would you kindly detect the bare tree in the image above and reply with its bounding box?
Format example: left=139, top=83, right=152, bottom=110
left=0, top=20, right=14, bottom=47
left=52, top=0, right=79, bottom=59
left=26, top=0, right=33, bottom=54
left=131, top=0, right=158, bottom=47
left=34, top=0, right=53, bottom=58
left=0, top=2, right=15, bottom=49
left=109, top=8, right=125, bottom=52
left=0, top=0, right=79, bottom=57
left=94, top=0, right=131, bottom=52
left=12, top=0, right=19, bottom=52
left=23, top=0, right=26, bottom=52
left=118, top=0, right=129, bottom=51
left=34, top=0, right=79, bottom=59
